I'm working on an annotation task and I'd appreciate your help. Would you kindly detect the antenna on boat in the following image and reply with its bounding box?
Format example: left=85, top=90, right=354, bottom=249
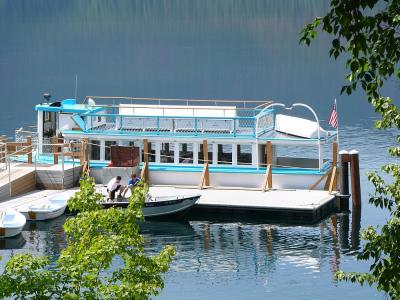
left=74, top=74, right=78, bottom=101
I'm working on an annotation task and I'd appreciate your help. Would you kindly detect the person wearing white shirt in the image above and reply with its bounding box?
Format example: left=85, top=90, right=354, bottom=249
left=107, top=176, right=123, bottom=200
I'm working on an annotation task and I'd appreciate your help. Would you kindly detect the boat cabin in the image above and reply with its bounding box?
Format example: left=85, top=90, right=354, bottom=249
left=33, top=97, right=338, bottom=190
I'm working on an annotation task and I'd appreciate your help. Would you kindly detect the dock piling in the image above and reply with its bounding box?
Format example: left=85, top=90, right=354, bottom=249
left=349, top=150, right=361, bottom=209
left=339, top=150, right=349, bottom=196
left=337, top=150, right=350, bottom=211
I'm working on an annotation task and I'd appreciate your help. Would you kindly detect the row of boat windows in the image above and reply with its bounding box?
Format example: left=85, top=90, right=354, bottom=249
left=88, top=140, right=255, bottom=165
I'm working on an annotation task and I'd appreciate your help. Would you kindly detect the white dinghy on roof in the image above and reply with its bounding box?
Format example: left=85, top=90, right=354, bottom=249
left=274, top=114, right=327, bottom=139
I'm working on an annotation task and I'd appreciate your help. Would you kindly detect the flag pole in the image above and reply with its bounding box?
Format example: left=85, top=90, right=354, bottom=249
left=335, top=98, right=339, bottom=147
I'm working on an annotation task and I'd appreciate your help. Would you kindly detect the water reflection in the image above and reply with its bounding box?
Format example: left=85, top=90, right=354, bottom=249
left=0, top=207, right=369, bottom=298
left=351, top=206, right=361, bottom=251
left=0, top=211, right=363, bottom=262
left=0, top=233, right=26, bottom=250
left=140, top=212, right=362, bottom=277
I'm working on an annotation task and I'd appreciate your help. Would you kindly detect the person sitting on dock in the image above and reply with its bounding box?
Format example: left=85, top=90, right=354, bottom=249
left=106, top=176, right=124, bottom=200
left=121, top=173, right=141, bottom=198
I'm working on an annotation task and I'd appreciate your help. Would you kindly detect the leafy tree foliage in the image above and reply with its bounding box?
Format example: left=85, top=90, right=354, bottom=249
left=0, top=177, right=176, bottom=299
left=301, top=1, right=400, bottom=298
left=67, top=176, right=103, bottom=212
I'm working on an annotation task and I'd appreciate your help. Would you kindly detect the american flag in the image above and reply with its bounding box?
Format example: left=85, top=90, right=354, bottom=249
left=328, top=103, right=338, bottom=128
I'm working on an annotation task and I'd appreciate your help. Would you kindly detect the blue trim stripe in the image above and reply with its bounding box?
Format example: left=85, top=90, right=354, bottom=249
left=62, top=129, right=332, bottom=142
left=146, top=164, right=327, bottom=175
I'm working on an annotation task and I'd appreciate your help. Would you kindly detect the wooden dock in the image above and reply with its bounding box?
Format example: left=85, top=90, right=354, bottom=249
left=0, top=184, right=336, bottom=224
left=0, top=163, right=82, bottom=202
left=0, top=165, right=36, bottom=200
left=0, top=189, right=78, bottom=212
left=149, top=186, right=337, bottom=223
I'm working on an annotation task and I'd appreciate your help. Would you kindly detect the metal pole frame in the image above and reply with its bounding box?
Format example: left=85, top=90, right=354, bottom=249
left=256, top=102, right=323, bottom=170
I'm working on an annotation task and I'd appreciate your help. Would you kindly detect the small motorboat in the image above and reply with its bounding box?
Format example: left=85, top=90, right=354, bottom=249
left=20, top=194, right=68, bottom=221
left=102, top=194, right=200, bottom=218
left=0, top=208, right=26, bottom=238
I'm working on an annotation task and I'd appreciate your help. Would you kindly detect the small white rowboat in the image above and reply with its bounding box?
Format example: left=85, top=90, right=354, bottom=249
left=102, top=194, right=200, bottom=218
left=0, top=208, right=26, bottom=238
left=20, top=195, right=68, bottom=221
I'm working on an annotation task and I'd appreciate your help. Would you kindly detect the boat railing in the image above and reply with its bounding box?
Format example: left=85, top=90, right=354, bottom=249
left=84, top=96, right=273, bottom=110
left=14, top=129, right=39, bottom=144
left=80, top=111, right=275, bottom=138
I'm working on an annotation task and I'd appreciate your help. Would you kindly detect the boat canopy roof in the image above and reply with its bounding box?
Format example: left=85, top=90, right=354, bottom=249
left=36, top=99, right=103, bottom=114
left=119, top=103, right=237, bottom=118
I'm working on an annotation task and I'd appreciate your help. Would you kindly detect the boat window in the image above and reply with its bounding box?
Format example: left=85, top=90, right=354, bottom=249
left=105, top=141, right=117, bottom=161
left=259, top=144, right=266, bottom=167
left=198, top=143, right=213, bottom=164
left=44, top=111, right=51, bottom=121
left=179, top=143, right=193, bottom=163
left=89, top=140, right=100, bottom=160
left=237, top=144, right=252, bottom=165
left=160, top=143, right=174, bottom=163
left=141, top=142, right=156, bottom=162
left=43, top=112, right=57, bottom=138
left=217, top=144, right=232, bottom=165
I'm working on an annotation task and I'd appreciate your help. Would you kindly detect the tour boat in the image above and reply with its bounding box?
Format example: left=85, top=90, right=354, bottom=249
left=31, top=97, right=336, bottom=187
left=11, top=95, right=339, bottom=218
left=19, top=194, right=68, bottom=221
left=0, top=208, right=26, bottom=238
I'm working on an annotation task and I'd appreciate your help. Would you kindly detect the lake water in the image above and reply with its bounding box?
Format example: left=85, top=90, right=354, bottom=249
left=0, top=1, right=398, bottom=299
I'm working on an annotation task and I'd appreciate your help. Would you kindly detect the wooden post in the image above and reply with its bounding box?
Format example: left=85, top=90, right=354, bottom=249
left=266, top=141, right=272, bottom=165
left=339, top=150, right=350, bottom=196
left=328, top=166, right=337, bottom=193
left=309, top=167, right=332, bottom=190
left=26, top=136, right=32, bottom=164
left=143, top=139, right=149, bottom=163
left=84, top=139, right=89, bottom=163
left=202, top=140, right=209, bottom=163
left=350, top=150, right=361, bottom=209
left=78, top=143, right=83, bottom=165
left=332, top=141, right=338, bottom=190
left=262, top=164, right=272, bottom=191
left=53, top=136, right=58, bottom=165
left=140, top=161, right=149, bottom=182
left=199, top=162, right=210, bottom=189
left=266, top=141, right=272, bottom=188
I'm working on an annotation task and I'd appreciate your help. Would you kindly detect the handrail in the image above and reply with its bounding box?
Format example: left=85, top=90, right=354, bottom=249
left=83, top=113, right=256, bottom=120
left=15, top=129, right=36, bottom=134
left=255, top=102, right=324, bottom=170
left=85, top=95, right=273, bottom=105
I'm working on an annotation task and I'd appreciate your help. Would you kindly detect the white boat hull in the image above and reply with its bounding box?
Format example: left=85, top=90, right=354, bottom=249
left=0, top=226, right=25, bottom=238
left=0, top=209, right=26, bottom=238
left=21, top=206, right=67, bottom=221
left=19, top=195, right=69, bottom=221
left=143, top=196, right=199, bottom=217
left=102, top=195, right=200, bottom=218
